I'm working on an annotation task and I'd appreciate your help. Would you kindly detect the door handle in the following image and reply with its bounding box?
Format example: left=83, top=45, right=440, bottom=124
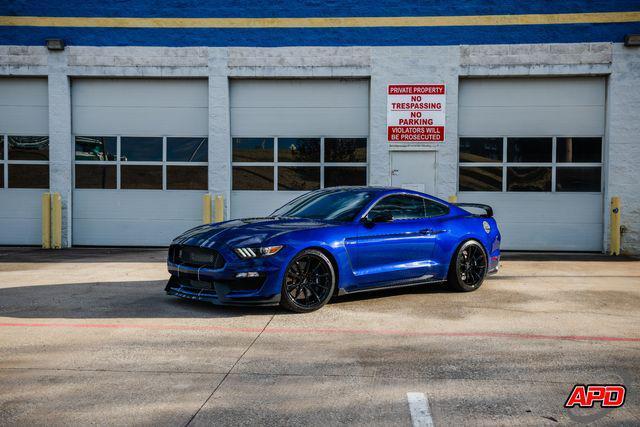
left=420, top=229, right=445, bottom=235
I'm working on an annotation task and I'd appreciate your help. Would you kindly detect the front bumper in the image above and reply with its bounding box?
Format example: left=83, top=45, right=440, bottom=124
left=165, top=275, right=280, bottom=306
left=165, top=245, right=290, bottom=306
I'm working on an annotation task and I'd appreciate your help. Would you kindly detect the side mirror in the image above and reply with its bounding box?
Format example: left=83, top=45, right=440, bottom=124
left=362, top=212, right=393, bottom=226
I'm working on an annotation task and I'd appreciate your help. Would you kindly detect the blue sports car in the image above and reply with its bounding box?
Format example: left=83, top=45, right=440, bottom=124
left=165, top=187, right=500, bottom=312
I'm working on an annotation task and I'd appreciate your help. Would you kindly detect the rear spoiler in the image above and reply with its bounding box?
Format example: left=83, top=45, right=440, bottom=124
left=454, top=203, right=493, bottom=218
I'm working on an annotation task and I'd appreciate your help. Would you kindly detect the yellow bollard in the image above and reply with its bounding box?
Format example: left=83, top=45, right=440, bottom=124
left=610, top=196, right=621, bottom=255
left=214, top=194, right=224, bottom=223
left=202, top=193, right=212, bottom=224
left=448, top=195, right=458, bottom=203
left=41, top=193, right=51, bottom=249
left=51, top=192, right=62, bottom=249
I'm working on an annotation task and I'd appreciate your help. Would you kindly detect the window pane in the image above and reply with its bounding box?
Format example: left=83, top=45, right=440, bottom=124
left=8, top=164, right=49, bottom=188
left=75, top=136, right=117, bottom=161
left=167, top=166, right=208, bottom=190
left=459, top=167, right=502, bottom=191
left=325, top=138, right=367, bottom=162
left=0, top=137, right=3, bottom=160
left=232, top=166, right=274, bottom=190
left=368, top=195, right=425, bottom=220
left=278, top=138, right=320, bottom=162
left=75, top=165, right=116, bottom=189
left=556, top=137, right=602, bottom=163
left=120, top=165, right=162, bottom=189
left=8, top=136, right=49, bottom=160
left=232, top=138, right=274, bottom=162
left=278, top=167, right=320, bottom=191
left=507, top=138, right=552, bottom=163
left=459, top=138, right=502, bottom=163
left=424, top=199, right=449, bottom=217
left=507, top=167, right=551, bottom=191
left=0, top=164, right=3, bottom=188
left=325, top=167, right=366, bottom=187
left=167, top=137, right=208, bottom=162
left=556, top=167, right=601, bottom=192
left=120, top=137, right=162, bottom=162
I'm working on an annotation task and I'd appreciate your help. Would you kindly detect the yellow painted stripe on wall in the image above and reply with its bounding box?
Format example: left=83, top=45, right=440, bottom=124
left=0, top=11, right=639, bottom=28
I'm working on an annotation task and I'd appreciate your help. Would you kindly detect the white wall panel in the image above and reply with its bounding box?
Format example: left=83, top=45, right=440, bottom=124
left=459, top=77, right=605, bottom=137
left=231, top=107, right=369, bottom=136
left=73, top=191, right=205, bottom=246
left=231, top=191, right=305, bottom=219
left=458, top=192, right=603, bottom=251
left=230, top=79, right=369, bottom=136
left=71, top=78, right=208, bottom=136
left=0, top=190, right=43, bottom=245
left=0, top=78, right=48, bottom=135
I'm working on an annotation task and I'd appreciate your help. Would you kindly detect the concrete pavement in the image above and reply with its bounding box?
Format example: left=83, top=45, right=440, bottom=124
left=0, top=248, right=638, bottom=425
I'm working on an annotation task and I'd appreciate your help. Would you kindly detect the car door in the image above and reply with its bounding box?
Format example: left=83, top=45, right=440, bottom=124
left=351, top=194, right=438, bottom=287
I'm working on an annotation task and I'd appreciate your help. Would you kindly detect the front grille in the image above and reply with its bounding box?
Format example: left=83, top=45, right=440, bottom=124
left=167, top=274, right=265, bottom=295
left=170, top=245, right=226, bottom=269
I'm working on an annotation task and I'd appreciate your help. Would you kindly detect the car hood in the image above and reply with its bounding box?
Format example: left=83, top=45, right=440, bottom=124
left=172, top=217, right=336, bottom=248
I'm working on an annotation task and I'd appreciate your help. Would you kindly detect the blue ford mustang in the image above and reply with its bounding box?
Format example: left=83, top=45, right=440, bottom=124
left=166, top=187, right=500, bottom=312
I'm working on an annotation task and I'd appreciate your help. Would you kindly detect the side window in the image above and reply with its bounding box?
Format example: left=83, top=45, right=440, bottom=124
left=367, top=195, right=425, bottom=220
left=424, top=199, right=449, bottom=217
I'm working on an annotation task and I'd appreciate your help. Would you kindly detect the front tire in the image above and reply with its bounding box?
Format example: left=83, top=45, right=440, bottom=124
left=280, top=249, right=336, bottom=313
left=447, top=240, right=488, bottom=292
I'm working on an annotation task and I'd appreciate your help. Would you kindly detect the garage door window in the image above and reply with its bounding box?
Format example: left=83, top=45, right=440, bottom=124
left=74, top=136, right=208, bottom=190
left=0, top=135, right=50, bottom=189
left=165, top=137, right=208, bottom=190
left=459, top=137, right=601, bottom=193
left=232, top=137, right=367, bottom=191
left=120, top=137, right=163, bottom=190
left=555, top=137, right=602, bottom=192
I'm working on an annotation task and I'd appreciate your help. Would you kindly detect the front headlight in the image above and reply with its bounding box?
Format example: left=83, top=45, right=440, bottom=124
left=234, top=245, right=284, bottom=259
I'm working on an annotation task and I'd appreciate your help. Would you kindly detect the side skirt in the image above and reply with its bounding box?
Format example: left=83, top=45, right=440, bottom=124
left=337, top=275, right=445, bottom=296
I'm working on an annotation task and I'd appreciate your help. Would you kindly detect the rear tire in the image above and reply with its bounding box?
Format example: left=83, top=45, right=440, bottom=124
left=280, top=249, right=336, bottom=313
left=447, top=240, right=487, bottom=292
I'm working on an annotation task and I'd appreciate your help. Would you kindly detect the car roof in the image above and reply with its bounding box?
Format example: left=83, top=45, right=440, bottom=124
left=315, top=186, right=451, bottom=205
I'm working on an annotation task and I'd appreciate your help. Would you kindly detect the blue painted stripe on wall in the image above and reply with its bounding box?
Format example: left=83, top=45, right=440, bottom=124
left=1, top=22, right=639, bottom=47
left=2, top=0, right=640, bottom=19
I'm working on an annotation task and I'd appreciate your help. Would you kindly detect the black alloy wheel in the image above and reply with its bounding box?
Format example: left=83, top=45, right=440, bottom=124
left=280, top=249, right=335, bottom=313
left=447, top=240, right=488, bottom=292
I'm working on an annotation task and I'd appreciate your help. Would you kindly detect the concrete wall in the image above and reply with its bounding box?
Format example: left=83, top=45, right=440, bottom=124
left=607, top=44, right=640, bottom=255
left=0, top=42, right=639, bottom=254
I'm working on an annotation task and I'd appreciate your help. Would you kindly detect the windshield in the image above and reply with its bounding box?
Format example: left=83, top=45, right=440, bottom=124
left=271, top=190, right=375, bottom=222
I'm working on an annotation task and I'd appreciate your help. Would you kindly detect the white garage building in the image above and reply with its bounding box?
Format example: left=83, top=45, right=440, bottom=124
left=0, top=3, right=639, bottom=254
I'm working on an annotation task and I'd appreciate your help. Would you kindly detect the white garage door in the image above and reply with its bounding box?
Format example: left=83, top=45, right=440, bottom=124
left=0, top=78, right=49, bottom=245
left=72, top=79, right=208, bottom=246
left=230, top=79, right=369, bottom=218
left=458, top=77, right=605, bottom=251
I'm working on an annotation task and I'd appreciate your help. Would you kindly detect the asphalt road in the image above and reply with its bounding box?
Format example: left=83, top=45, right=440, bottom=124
left=0, top=248, right=638, bottom=426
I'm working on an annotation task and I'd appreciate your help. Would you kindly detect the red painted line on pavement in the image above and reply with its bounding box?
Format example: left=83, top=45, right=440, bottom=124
left=0, top=322, right=638, bottom=343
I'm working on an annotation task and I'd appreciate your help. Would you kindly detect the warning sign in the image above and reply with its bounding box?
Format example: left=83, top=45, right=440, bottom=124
left=387, top=84, right=446, bottom=142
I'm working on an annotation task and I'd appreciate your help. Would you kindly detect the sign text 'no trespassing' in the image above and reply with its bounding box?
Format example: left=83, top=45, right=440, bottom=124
left=387, top=84, right=446, bottom=142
